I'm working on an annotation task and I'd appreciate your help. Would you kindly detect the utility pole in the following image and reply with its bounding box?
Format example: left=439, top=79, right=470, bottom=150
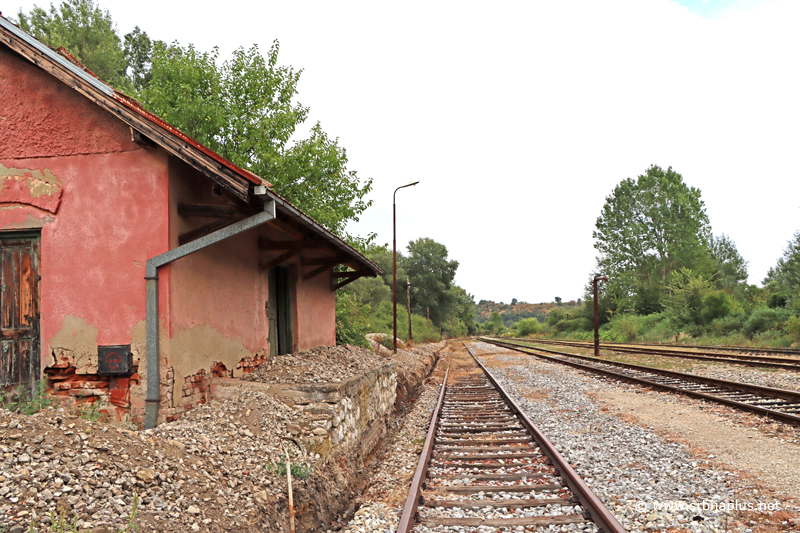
left=406, top=277, right=412, bottom=342
left=593, top=275, right=608, bottom=358
left=393, top=181, right=419, bottom=354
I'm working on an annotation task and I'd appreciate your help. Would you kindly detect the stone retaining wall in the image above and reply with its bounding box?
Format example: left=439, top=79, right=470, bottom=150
left=216, top=362, right=397, bottom=465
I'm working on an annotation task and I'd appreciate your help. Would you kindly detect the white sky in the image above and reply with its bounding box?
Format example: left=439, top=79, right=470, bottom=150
left=7, top=0, right=800, bottom=304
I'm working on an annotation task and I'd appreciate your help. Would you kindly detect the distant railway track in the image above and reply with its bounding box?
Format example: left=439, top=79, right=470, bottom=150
left=532, top=337, right=800, bottom=358
left=396, top=344, right=626, bottom=533
left=481, top=337, right=800, bottom=426
left=514, top=337, right=800, bottom=371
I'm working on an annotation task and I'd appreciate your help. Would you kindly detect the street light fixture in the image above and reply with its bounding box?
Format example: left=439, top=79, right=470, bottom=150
left=393, top=180, right=419, bottom=354
left=593, top=275, right=608, bottom=358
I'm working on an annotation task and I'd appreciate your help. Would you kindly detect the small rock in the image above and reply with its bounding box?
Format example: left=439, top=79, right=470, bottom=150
left=136, top=468, right=156, bottom=483
left=187, top=505, right=201, bottom=514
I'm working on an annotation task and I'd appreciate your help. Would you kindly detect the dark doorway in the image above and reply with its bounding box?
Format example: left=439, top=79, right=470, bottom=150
left=267, top=265, right=293, bottom=356
left=1, top=232, right=41, bottom=393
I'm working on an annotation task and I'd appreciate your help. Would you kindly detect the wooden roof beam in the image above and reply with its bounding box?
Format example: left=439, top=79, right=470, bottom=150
left=303, top=258, right=345, bottom=281
left=178, top=203, right=260, bottom=218
left=260, top=248, right=304, bottom=272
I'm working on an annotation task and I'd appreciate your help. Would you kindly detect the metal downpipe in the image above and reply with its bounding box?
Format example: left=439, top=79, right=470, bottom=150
left=144, top=200, right=275, bottom=429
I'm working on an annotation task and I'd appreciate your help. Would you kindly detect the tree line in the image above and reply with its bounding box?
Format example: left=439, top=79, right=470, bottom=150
left=523, top=164, right=800, bottom=346
left=336, top=238, right=477, bottom=346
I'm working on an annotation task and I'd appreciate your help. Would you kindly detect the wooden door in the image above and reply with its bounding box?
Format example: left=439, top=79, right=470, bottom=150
left=267, top=266, right=293, bottom=356
left=0, top=233, right=40, bottom=392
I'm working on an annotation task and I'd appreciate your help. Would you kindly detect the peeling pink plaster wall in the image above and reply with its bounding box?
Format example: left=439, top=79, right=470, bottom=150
left=0, top=44, right=171, bottom=372
left=295, top=269, right=336, bottom=351
left=166, top=160, right=269, bottom=387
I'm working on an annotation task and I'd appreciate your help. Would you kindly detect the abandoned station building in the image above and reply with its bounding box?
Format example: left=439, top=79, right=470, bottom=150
left=0, top=16, right=380, bottom=427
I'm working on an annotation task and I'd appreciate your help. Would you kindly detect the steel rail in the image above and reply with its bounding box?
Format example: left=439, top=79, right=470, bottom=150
left=464, top=343, right=626, bottom=533
left=396, top=365, right=449, bottom=533
left=529, top=337, right=800, bottom=358
left=483, top=338, right=800, bottom=425
left=521, top=337, right=800, bottom=370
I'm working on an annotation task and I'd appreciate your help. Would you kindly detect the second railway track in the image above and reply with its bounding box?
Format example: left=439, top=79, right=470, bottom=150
left=483, top=337, right=800, bottom=426
left=397, top=343, right=625, bottom=533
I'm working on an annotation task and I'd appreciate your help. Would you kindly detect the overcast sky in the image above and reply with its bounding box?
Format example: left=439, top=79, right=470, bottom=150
left=9, top=0, right=800, bottom=304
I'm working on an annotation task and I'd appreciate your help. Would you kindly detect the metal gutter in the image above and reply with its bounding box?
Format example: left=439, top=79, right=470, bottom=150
left=144, top=201, right=276, bottom=429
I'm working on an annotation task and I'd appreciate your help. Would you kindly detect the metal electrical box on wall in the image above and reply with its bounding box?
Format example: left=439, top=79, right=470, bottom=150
left=98, top=345, right=132, bottom=375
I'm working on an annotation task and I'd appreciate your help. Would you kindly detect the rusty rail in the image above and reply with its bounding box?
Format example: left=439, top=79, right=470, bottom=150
left=465, top=343, right=626, bottom=533
left=517, top=337, right=800, bottom=370
left=484, top=337, right=800, bottom=426
left=396, top=365, right=449, bottom=533
left=396, top=345, right=626, bottom=533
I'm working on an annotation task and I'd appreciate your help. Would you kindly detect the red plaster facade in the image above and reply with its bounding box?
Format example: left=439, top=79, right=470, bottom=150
left=0, top=37, right=348, bottom=427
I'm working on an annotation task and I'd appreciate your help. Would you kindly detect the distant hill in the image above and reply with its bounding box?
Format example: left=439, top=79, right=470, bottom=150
left=476, top=299, right=582, bottom=326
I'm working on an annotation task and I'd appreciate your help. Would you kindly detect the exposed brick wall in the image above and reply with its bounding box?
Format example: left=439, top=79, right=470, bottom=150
left=44, top=361, right=140, bottom=422
left=236, top=353, right=266, bottom=375
left=47, top=354, right=271, bottom=427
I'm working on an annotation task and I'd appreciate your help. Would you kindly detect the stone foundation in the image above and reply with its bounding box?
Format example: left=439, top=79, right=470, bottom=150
left=214, top=362, right=397, bottom=465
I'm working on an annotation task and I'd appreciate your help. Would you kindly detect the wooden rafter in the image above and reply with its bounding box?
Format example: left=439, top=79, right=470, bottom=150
left=258, top=238, right=328, bottom=251
left=303, top=258, right=344, bottom=281
left=332, top=271, right=369, bottom=290
left=178, top=217, right=237, bottom=245
left=260, top=248, right=303, bottom=272
left=178, top=203, right=260, bottom=218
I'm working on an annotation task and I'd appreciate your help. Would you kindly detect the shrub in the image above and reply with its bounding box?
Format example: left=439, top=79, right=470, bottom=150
left=514, top=318, right=543, bottom=337
left=786, top=315, right=800, bottom=343
left=768, top=293, right=788, bottom=308
left=546, top=308, right=567, bottom=326
left=335, top=291, right=371, bottom=348
left=743, top=307, right=789, bottom=337
left=708, top=312, right=746, bottom=336
left=700, top=291, right=733, bottom=324
left=555, top=317, right=591, bottom=333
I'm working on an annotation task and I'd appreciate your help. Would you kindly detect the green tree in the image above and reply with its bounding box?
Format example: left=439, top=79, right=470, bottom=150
left=141, top=41, right=374, bottom=248
left=17, top=0, right=133, bottom=90
left=708, top=234, right=748, bottom=293
left=123, top=25, right=155, bottom=90
left=489, top=311, right=504, bottom=333
left=665, top=268, right=713, bottom=325
left=764, top=230, right=800, bottom=307
left=405, top=238, right=459, bottom=326
left=593, top=165, right=712, bottom=310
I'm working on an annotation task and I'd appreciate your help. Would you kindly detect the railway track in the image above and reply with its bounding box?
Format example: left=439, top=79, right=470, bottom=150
left=482, top=337, right=800, bottom=426
left=514, top=337, right=800, bottom=371
left=396, top=343, right=625, bottom=533
left=558, top=339, right=800, bottom=357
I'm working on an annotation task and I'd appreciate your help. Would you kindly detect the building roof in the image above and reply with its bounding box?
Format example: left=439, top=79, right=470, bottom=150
left=0, top=15, right=381, bottom=279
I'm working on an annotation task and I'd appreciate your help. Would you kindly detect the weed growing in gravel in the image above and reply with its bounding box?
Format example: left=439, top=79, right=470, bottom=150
left=46, top=508, right=79, bottom=532
left=267, top=459, right=313, bottom=480
left=119, top=493, right=141, bottom=532
left=72, top=398, right=105, bottom=423
left=0, top=381, right=56, bottom=415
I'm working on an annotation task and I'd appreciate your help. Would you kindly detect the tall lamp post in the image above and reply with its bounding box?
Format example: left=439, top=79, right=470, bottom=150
left=407, top=277, right=413, bottom=342
left=593, top=275, right=608, bottom=358
left=393, top=181, right=419, bottom=353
